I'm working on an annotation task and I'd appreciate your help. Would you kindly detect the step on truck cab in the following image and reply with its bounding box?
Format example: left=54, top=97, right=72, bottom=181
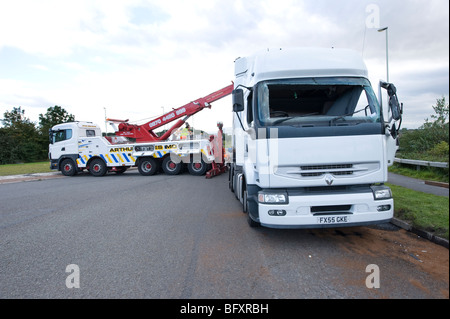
left=230, top=47, right=403, bottom=228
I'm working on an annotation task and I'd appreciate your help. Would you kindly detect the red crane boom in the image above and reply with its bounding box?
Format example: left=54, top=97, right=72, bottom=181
left=107, top=84, right=234, bottom=143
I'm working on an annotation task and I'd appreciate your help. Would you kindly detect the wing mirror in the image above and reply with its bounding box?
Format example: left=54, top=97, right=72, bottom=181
left=232, top=89, right=244, bottom=112
left=380, top=81, right=402, bottom=121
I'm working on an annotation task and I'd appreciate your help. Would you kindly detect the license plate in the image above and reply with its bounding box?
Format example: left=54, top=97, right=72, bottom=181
left=317, top=216, right=350, bottom=224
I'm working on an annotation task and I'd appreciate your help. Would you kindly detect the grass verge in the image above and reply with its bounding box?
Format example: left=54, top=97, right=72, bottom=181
left=0, top=161, right=52, bottom=176
left=388, top=183, right=449, bottom=240
left=389, top=163, right=449, bottom=183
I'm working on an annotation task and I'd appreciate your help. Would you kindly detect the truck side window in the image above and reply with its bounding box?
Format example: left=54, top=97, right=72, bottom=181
left=86, top=130, right=96, bottom=137
left=247, top=92, right=253, bottom=125
left=54, top=129, right=72, bottom=143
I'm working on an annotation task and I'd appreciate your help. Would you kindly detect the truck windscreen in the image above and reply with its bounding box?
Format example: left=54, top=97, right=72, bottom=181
left=256, top=77, right=381, bottom=127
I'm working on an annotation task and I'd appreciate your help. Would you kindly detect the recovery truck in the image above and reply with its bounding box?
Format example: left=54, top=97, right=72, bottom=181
left=49, top=85, right=233, bottom=177
left=229, top=47, right=403, bottom=229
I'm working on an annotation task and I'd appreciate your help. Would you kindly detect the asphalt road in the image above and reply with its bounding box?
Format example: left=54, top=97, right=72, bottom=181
left=388, top=172, right=449, bottom=197
left=0, top=170, right=448, bottom=299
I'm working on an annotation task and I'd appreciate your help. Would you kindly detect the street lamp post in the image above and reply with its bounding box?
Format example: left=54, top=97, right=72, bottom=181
left=104, top=107, right=107, bottom=135
left=378, top=26, right=389, bottom=82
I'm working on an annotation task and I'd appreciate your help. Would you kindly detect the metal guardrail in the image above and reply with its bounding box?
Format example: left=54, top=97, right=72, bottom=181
left=394, top=158, right=449, bottom=169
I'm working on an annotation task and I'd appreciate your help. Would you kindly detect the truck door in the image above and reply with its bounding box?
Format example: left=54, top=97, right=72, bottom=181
left=50, top=128, right=78, bottom=160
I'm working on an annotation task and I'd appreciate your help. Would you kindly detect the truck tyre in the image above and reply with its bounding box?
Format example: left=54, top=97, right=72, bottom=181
left=138, top=157, right=159, bottom=176
left=89, top=158, right=107, bottom=177
left=187, top=158, right=208, bottom=176
left=242, top=186, right=248, bottom=214
left=162, top=156, right=183, bottom=175
left=247, top=214, right=261, bottom=228
left=60, top=159, right=77, bottom=176
left=243, top=182, right=260, bottom=227
left=234, top=171, right=240, bottom=200
left=229, top=165, right=234, bottom=192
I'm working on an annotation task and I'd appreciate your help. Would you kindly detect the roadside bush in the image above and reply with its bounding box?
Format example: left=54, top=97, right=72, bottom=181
left=397, top=97, right=449, bottom=163
left=429, top=141, right=449, bottom=158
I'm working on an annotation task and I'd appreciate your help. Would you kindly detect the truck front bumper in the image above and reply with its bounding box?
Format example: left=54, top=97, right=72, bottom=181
left=50, top=159, right=59, bottom=170
left=257, top=189, right=393, bottom=229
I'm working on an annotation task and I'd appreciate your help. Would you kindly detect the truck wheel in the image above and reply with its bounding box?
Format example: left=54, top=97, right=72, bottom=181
left=138, top=157, right=159, bottom=176
left=242, top=186, right=248, bottom=214
left=89, top=158, right=107, bottom=177
left=162, top=156, right=183, bottom=175
left=244, top=183, right=260, bottom=227
left=247, top=214, right=261, bottom=228
left=229, top=166, right=234, bottom=192
left=187, top=158, right=208, bottom=176
left=60, top=159, right=77, bottom=176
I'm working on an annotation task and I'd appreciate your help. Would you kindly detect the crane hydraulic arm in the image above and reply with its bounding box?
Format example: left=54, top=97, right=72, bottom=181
left=107, top=84, right=234, bottom=143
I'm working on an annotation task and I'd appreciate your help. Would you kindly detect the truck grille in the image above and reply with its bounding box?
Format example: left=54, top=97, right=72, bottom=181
left=274, top=161, right=380, bottom=180
left=300, top=164, right=354, bottom=177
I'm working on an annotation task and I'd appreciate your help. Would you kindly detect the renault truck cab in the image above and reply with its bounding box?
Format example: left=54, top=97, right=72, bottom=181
left=230, top=48, right=402, bottom=228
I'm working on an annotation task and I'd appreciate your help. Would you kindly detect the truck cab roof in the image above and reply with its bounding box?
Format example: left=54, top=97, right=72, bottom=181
left=235, top=47, right=369, bottom=84
left=51, top=121, right=99, bottom=130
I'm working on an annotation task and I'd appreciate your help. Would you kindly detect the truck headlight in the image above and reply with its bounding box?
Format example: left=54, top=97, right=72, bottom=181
left=258, top=192, right=288, bottom=204
left=371, top=185, right=392, bottom=200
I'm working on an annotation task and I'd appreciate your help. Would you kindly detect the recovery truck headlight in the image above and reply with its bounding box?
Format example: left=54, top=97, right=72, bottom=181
left=371, top=185, right=392, bottom=200
left=258, top=191, right=288, bottom=204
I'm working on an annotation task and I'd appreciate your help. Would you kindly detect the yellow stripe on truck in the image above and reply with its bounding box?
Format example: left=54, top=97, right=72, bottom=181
left=105, top=154, right=113, bottom=163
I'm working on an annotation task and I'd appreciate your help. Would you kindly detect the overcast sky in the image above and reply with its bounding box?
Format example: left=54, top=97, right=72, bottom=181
left=0, top=0, right=448, bottom=133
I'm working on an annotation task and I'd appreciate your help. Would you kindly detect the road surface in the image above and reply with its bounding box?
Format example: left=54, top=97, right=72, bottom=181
left=0, top=170, right=448, bottom=299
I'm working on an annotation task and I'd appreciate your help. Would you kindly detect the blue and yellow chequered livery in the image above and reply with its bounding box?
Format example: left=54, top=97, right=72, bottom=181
left=75, top=136, right=215, bottom=170
left=77, top=141, right=137, bottom=167
left=153, top=150, right=168, bottom=158
left=77, top=152, right=136, bottom=166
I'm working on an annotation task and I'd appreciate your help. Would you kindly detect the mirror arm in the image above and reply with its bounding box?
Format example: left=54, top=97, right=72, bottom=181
left=235, top=84, right=253, bottom=91
left=235, top=113, right=245, bottom=131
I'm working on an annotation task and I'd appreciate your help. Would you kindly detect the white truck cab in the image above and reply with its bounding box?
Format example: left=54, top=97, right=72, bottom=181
left=230, top=48, right=403, bottom=228
left=49, top=122, right=104, bottom=175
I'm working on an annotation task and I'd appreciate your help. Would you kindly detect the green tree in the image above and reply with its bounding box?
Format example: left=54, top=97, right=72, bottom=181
left=37, top=106, right=75, bottom=158
left=422, top=96, right=449, bottom=129
left=38, top=105, right=75, bottom=135
left=0, top=107, right=41, bottom=163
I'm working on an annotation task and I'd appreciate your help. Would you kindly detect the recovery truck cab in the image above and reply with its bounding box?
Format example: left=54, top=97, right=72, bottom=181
left=230, top=47, right=403, bottom=228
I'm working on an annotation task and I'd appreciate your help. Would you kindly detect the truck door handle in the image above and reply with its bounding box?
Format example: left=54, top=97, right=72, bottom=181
left=61, top=147, right=65, bottom=151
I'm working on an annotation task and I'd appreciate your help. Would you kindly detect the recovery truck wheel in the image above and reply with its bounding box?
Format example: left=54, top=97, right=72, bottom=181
left=89, top=158, right=107, bottom=177
left=187, top=157, right=208, bottom=176
left=60, top=159, right=77, bottom=176
left=162, top=156, right=183, bottom=175
left=137, top=157, right=159, bottom=176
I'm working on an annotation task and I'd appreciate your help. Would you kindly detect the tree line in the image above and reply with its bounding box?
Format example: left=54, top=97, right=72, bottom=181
left=0, top=106, right=74, bottom=164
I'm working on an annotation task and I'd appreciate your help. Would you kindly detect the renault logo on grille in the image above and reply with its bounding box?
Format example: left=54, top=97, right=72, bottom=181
left=325, top=174, right=334, bottom=186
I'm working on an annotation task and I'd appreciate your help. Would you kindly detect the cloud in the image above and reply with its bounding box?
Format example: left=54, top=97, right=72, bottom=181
left=0, top=0, right=448, bottom=131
